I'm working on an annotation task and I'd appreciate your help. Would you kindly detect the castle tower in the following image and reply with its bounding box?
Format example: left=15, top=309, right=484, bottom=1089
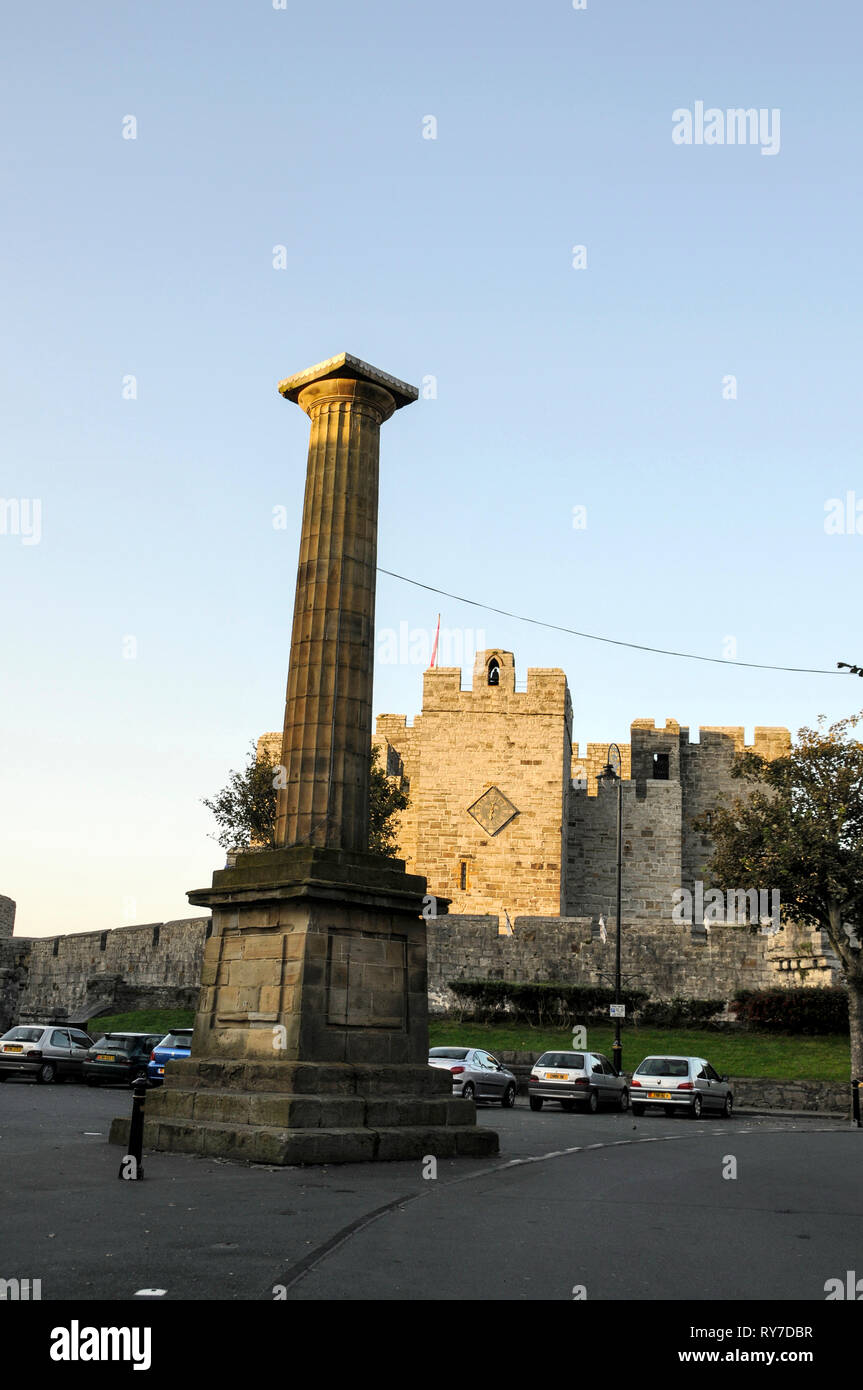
left=376, top=649, right=572, bottom=918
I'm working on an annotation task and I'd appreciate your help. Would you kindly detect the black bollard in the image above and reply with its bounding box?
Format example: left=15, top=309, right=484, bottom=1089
left=853, top=1078, right=861, bottom=1130
left=118, top=1076, right=147, bottom=1180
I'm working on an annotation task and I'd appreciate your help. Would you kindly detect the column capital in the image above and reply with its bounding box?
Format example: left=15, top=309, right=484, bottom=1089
left=295, top=377, right=398, bottom=424
left=278, top=352, right=418, bottom=411
left=279, top=350, right=416, bottom=408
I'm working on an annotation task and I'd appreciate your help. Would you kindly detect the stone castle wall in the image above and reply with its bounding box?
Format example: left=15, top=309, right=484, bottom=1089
left=368, top=651, right=795, bottom=937
left=0, top=907, right=839, bottom=1035
left=565, top=721, right=793, bottom=923
left=1, top=919, right=210, bottom=1031
left=566, top=780, right=682, bottom=923
left=426, top=913, right=834, bottom=1015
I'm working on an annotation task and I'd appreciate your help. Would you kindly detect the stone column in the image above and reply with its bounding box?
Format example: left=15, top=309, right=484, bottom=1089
left=274, top=357, right=414, bottom=851
left=118, top=353, right=499, bottom=1164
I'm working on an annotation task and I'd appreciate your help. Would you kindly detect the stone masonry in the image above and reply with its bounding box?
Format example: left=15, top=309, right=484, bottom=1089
left=374, top=650, right=571, bottom=921
left=367, top=651, right=794, bottom=932
left=1, top=904, right=838, bottom=1036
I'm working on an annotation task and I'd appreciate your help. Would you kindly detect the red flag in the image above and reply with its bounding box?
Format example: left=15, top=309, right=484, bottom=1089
left=430, top=613, right=441, bottom=668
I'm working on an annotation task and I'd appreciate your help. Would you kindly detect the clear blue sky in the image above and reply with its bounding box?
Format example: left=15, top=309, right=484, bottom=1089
left=2, top=1, right=861, bottom=935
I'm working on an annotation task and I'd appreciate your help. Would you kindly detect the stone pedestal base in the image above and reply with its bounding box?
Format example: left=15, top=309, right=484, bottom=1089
left=110, top=1058, right=497, bottom=1164
left=111, top=845, right=498, bottom=1164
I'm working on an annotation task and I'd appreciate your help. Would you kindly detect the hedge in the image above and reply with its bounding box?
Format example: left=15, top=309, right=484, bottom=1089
left=447, top=980, right=647, bottom=1026
left=732, top=987, right=848, bottom=1035
left=637, top=997, right=726, bottom=1029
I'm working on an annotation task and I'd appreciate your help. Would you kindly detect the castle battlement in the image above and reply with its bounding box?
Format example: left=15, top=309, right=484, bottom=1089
left=419, top=649, right=569, bottom=710
left=263, top=656, right=792, bottom=927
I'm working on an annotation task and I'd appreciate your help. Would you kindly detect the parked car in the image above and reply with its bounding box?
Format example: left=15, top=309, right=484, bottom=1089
left=528, top=1050, right=628, bottom=1113
left=630, top=1055, right=733, bottom=1118
left=428, top=1047, right=517, bottom=1106
left=83, top=1033, right=165, bottom=1088
left=147, top=1029, right=193, bottom=1085
left=0, top=1024, right=95, bottom=1084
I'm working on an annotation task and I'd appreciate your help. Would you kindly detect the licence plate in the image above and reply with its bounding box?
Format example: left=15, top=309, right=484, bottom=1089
left=545, top=1072, right=568, bottom=1080
left=4, top=1045, right=23, bottom=1053
left=96, top=1054, right=117, bottom=1062
left=648, top=1091, right=673, bottom=1099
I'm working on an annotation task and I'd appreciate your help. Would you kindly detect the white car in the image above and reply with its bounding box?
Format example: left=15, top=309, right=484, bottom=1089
left=0, top=1024, right=94, bottom=1084
left=428, top=1046, right=518, bottom=1106
left=528, top=1050, right=629, bottom=1113
left=630, top=1055, right=733, bottom=1118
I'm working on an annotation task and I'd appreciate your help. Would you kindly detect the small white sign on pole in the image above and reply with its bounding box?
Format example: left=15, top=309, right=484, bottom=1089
left=609, top=1003, right=626, bottom=1019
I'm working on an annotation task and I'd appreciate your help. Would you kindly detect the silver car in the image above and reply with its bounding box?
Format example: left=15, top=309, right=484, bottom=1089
left=428, top=1046, right=517, bottom=1106
left=0, top=1024, right=95, bottom=1084
left=630, top=1055, right=733, bottom=1118
left=528, top=1050, right=628, bottom=1113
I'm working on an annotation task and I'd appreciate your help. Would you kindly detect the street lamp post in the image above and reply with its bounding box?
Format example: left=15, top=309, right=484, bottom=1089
left=598, top=744, right=624, bottom=1076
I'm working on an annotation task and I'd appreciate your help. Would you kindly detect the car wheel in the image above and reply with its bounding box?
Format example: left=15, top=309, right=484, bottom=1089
left=582, top=1089, right=599, bottom=1114
left=0, top=1073, right=7, bottom=1082
left=462, top=1082, right=475, bottom=1102
left=501, top=1083, right=516, bottom=1109
left=618, top=1088, right=629, bottom=1112
left=690, top=1095, right=703, bottom=1119
left=722, top=1093, right=733, bottom=1118
left=529, top=1095, right=543, bottom=1111
left=37, top=1062, right=57, bottom=1084
left=631, top=1103, right=644, bottom=1116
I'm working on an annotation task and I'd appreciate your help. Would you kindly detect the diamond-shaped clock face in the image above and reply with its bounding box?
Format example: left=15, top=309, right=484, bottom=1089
left=467, top=786, right=519, bottom=836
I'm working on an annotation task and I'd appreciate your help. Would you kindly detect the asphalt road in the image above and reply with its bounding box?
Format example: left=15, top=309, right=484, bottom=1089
left=0, top=1077, right=858, bottom=1302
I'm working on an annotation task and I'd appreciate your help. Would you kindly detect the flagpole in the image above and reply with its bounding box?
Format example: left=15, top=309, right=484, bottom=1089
left=430, top=612, right=441, bottom=668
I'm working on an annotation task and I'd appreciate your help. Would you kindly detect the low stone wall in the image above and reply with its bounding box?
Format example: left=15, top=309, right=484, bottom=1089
left=730, top=1077, right=848, bottom=1116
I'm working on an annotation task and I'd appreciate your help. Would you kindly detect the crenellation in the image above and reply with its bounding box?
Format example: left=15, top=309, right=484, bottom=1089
left=1, top=653, right=820, bottom=1037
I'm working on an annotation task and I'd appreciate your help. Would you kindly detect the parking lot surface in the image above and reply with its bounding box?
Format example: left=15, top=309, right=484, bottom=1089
left=0, top=1078, right=856, bottom=1300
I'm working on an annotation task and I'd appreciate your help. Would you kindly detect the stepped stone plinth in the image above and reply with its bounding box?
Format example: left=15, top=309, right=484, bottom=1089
left=111, top=355, right=498, bottom=1164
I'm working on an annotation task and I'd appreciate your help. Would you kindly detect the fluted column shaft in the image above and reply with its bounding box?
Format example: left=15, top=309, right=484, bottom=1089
left=274, top=377, right=396, bottom=850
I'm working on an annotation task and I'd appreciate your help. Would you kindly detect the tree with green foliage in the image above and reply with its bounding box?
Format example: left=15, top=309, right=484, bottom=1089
left=202, top=742, right=279, bottom=851
left=203, top=743, right=407, bottom=859
left=698, top=711, right=863, bottom=1078
left=368, top=746, right=408, bottom=856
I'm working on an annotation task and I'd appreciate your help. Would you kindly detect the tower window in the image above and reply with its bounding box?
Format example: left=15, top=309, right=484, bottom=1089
left=652, top=753, right=670, bottom=780
left=458, top=858, right=469, bottom=891
left=487, top=658, right=500, bottom=686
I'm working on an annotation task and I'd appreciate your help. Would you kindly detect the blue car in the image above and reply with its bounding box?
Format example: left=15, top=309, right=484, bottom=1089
left=147, top=1029, right=193, bottom=1085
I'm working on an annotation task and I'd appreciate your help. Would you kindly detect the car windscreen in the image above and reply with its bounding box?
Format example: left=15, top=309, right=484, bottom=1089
left=2, top=1027, right=44, bottom=1042
left=537, top=1053, right=584, bottom=1068
left=161, top=1034, right=192, bottom=1049
left=429, top=1048, right=470, bottom=1059
left=635, top=1057, right=690, bottom=1077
